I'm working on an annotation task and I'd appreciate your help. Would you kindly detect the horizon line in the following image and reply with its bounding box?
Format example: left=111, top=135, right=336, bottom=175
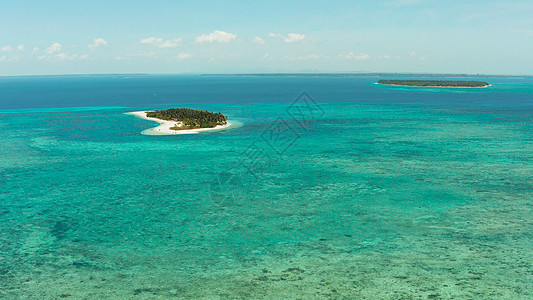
left=1, top=72, right=533, bottom=79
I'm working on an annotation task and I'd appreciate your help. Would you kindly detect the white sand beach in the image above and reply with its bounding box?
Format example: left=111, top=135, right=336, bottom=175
left=126, top=111, right=233, bottom=135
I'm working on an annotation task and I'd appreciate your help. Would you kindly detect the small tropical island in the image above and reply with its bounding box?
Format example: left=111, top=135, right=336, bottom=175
left=377, top=79, right=490, bottom=88
left=126, top=108, right=231, bottom=135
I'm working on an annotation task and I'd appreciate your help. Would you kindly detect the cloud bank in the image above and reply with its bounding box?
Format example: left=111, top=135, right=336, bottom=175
left=269, top=33, right=306, bottom=43
left=46, top=43, right=62, bottom=54
left=89, top=38, right=108, bottom=49
left=140, top=37, right=181, bottom=48
left=195, top=30, right=237, bottom=43
left=339, top=52, right=371, bottom=60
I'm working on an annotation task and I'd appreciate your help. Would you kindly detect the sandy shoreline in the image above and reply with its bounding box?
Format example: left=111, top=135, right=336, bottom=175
left=125, top=111, right=233, bottom=135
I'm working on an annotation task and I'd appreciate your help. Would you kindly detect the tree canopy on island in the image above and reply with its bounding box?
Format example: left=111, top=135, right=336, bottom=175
left=146, top=108, right=228, bottom=129
left=378, top=80, right=489, bottom=87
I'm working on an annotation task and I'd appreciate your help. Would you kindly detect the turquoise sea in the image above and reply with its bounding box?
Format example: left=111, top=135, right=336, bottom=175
left=0, top=75, right=531, bottom=299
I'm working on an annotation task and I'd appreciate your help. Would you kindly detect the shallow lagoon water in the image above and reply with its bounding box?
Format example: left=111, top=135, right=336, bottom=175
left=0, top=75, right=532, bottom=299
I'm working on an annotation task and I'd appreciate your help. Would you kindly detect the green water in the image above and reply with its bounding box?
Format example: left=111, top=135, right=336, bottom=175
left=0, top=75, right=533, bottom=300
left=0, top=78, right=532, bottom=298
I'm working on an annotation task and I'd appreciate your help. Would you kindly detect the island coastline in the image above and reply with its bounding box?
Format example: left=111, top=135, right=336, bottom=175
left=376, top=83, right=492, bottom=88
left=126, top=111, right=233, bottom=135
left=376, top=79, right=491, bottom=88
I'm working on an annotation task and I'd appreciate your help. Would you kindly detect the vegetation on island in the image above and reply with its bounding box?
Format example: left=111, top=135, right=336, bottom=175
left=146, top=108, right=228, bottom=130
left=377, top=80, right=489, bottom=87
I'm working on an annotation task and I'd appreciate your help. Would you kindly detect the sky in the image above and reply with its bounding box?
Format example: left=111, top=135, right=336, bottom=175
left=0, top=0, right=532, bottom=76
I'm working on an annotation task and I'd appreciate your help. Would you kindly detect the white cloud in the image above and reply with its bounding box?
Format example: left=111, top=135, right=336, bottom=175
left=300, top=54, right=323, bottom=59
left=195, top=30, right=237, bottom=43
left=140, top=37, right=157, bottom=43
left=0, top=56, right=6, bottom=62
left=140, top=37, right=181, bottom=48
left=55, top=53, right=89, bottom=61
left=46, top=43, right=62, bottom=54
left=88, top=38, right=108, bottom=49
left=1, top=45, right=13, bottom=52
left=177, top=53, right=192, bottom=59
left=383, top=54, right=391, bottom=59
left=269, top=33, right=306, bottom=43
left=38, top=44, right=89, bottom=61
left=159, top=40, right=181, bottom=48
left=252, top=36, right=265, bottom=44
left=284, top=33, right=306, bottom=43
left=285, top=54, right=326, bottom=61
left=17, top=44, right=24, bottom=51
left=339, top=52, right=371, bottom=60
left=140, top=37, right=161, bottom=44
left=38, top=53, right=89, bottom=61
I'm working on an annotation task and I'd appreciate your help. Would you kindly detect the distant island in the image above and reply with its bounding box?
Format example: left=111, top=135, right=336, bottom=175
left=126, top=108, right=231, bottom=135
left=377, top=80, right=490, bottom=88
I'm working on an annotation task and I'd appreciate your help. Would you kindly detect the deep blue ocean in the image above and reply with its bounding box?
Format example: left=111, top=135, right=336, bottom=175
left=0, top=75, right=531, bottom=299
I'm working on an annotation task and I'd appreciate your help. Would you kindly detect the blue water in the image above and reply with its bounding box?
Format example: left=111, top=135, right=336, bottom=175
left=0, top=75, right=532, bottom=299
